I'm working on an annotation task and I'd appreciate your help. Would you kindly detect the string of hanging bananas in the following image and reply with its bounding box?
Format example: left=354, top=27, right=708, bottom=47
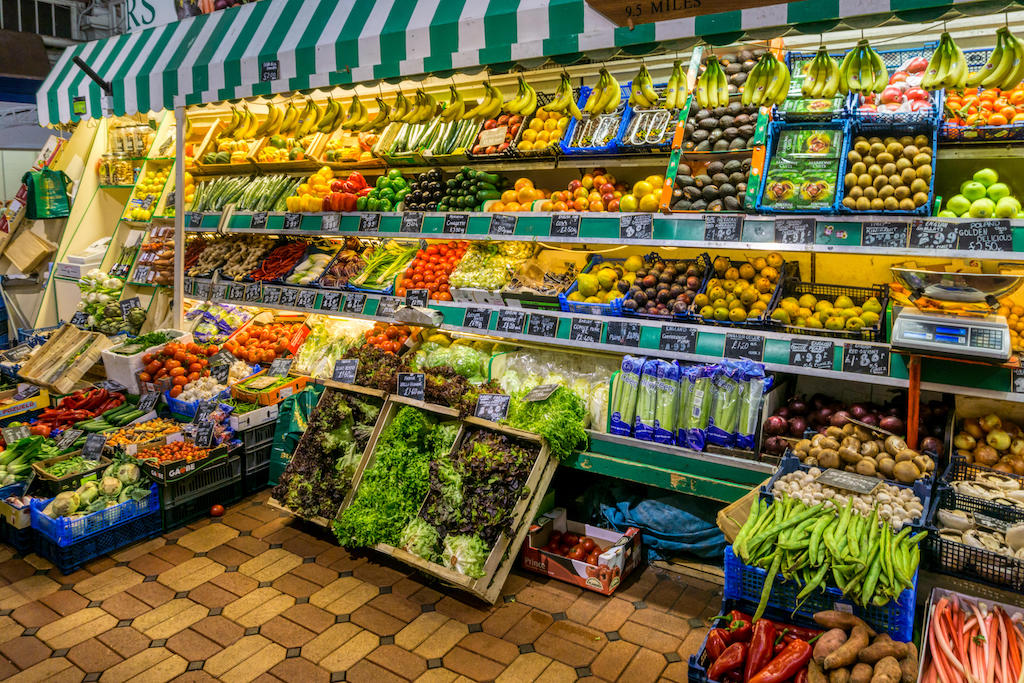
left=801, top=46, right=840, bottom=98
left=836, top=40, right=888, bottom=96
left=740, top=52, right=791, bottom=107
left=628, top=62, right=688, bottom=109
left=923, top=27, right=1024, bottom=92
left=696, top=57, right=734, bottom=108
left=580, top=68, right=622, bottom=116
left=543, top=73, right=584, bottom=120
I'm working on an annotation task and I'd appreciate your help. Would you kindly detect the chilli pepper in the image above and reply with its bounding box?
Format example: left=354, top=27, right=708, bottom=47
left=731, top=612, right=820, bottom=641
left=728, top=618, right=752, bottom=643
left=706, top=629, right=731, bottom=660
left=744, top=618, right=776, bottom=682
left=748, top=639, right=812, bottom=683
left=708, top=642, right=748, bottom=682
left=794, top=669, right=808, bottom=683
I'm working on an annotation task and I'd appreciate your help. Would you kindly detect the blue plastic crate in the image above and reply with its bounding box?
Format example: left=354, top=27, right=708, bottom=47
left=163, top=392, right=231, bottom=420
left=31, top=483, right=160, bottom=547
left=17, top=324, right=62, bottom=347
left=617, top=252, right=713, bottom=323
left=34, top=509, right=162, bottom=574
left=837, top=120, right=939, bottom=217
left=618, top=82, right=681, bottom=151
left=558, top=254, right=626, bottom=317
left=724, top=546, right=916, bottom=641
left=756, top=120, right=848, bottom=215
left=560, top=84, right=633, bottom=155
left=689, top=259, right=796, bottom=329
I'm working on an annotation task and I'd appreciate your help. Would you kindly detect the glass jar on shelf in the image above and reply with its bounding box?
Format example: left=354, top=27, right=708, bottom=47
left=97, top=154, right=112, bottom=185
left=111, top=154, right=133, bottom=185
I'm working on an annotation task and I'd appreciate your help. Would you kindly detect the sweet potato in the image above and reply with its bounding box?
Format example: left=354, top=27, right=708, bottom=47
left=899, top=643, right=918, bottom=683
left=830, top=669, right=851, bottom=683
left=814, top=629, right=849, bottom=665
left=859, top=635, right=908, bottom=664
left=851, top=663, right=874, bottom=683
left=809, top=660, right=828, bottom=683
left=870, top=656, right=902, bottom=683
left=814, top=611, right=878, bottom=638
left=824, top=625, right=871, bottom=670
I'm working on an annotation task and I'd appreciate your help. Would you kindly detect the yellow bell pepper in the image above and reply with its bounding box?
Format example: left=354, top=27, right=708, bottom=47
left=302, top=195, right=322, bottom=212
left=285, top=195, right=302, bottom=212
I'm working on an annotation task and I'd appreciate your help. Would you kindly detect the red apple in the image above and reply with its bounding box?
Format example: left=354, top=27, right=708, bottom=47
left=485, top=146, right=497, bottom=154
left=508, top=115, right=523, bottom=125
left=497, top=142, right=509, bottom=151
left=859, top=104, right=877, bottom=113
left=472, top=145, right=483, bottom=154
left=905, top=87, right=929, bottom=102
left=601, top=192, right=615, bottom=204
left=567, top=179, right=582, bottom=192
left=890, top=72, right=908, bottom=84
left=497, top=114, right=509, bottom=125
left=599, top=183, right=615, bottom=195
left=483, top=120, right=497, bottom=130
left=607, top=198, right=620, bottom=211
left=909, top=99, right=930, bottom=111
left=906, top=57, right=929, bottom=74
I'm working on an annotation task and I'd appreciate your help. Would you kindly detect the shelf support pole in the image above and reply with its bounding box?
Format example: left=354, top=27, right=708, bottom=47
left=907, top=355, right=921, bottom=450
left=173, top=105, right=185, bottom=328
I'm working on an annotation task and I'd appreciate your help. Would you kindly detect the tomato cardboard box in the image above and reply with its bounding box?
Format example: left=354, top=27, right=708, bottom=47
left=230, top=370, right=309, bottom=406
left=520, top=507, right=641, bottom=595
left=225, top=313, right=311, bottom=362
left=138, top=443, right=229, bottom=484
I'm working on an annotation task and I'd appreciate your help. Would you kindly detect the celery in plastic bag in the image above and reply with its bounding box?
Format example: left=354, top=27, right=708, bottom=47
left=653, top=361, right=680, bottom=445
left=610, top=355, right=645, bottom=436
left=633, top=359, right=661, bottom=441
left=736, top=361, right=773, bottom=450
left=681, top=364, right=714, bottom=450
left=708, top=361, right=741, bottom=448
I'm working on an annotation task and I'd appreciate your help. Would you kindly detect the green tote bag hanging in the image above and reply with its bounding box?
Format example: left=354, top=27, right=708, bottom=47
left=22, top=167, right=72, bottom=219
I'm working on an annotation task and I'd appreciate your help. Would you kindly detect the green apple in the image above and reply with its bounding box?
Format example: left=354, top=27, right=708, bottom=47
left=995, top=196, right=1021, bottom=218
left=973, top=168, right=999, bottom=188
left=946, top=193, right=972, bottom=215
left=987, top=183, right=1011, bottom=202
left=969, top=197, right=996, bottom=218
left=937, top=210, right=958, bottom=218
left=961, top=180, right=987, bottom=201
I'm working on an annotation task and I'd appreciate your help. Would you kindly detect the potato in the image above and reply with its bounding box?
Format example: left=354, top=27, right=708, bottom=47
left=878, top=457, right=896, bottom=477
left=859, top=635, right=908, bottom=663
left=851, top=663, right=874, bottom=683
left=809, top=661, right=829, bottom=683
left=839, top=446, right=862, bottom=464
left=899, top=643, right=918, bottom=683
left=810, top=446, right=824, bottom=460
left=856, top=459, right=877, bottom=477
left=814, top=611, right=877, bottom=634
left=893, top=460, right=921, bottom=483
left=814, top=629, right=848, bottom=665
left=831, top=669, right=851, bottom=683
left=870, top=656, right=902, bottom=683
left=825, top=625, right=871, bottom=670
left=818, top=449, right=841, bottom=470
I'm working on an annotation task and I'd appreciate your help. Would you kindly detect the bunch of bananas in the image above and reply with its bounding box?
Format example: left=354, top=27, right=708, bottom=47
left=220, top=105, right=260, bottom=140
left=357, top=98, right=391, bottom=132
left=696, top=57, right=730, bottom=108
left=252, top=105, right=283, bottom=137
left=504, top=76, right=538, bottom=116
left=965, top=27, right=1024, bottom=91
left=439, top=85, right=467, bottom=122
left=628, top=65, right=661, bottom=108
left=542, top=73, right=583, bottom=120
left=583, top=68, right=622, bottom=116
left=838, top=40, right=888, bottom=96
left=394, top=90, right=438, bottom=124
left=662, top=60, right=688, bottom=110
left=921, top=32, right=968, bottom=90
left=741, top=53, right=791, bottom=107
left=801, top=46, right=840, bottom=98
left=464, top=82, right=504, bottom=120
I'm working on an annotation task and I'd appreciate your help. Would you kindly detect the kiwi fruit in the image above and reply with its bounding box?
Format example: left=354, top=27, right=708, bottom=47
left=845, top=173, right=858, bottom=188
left=910, top=178, right=929, bottom=194
left=894, top=186, right=911, bottom=200
left=870, top=197, right=885, bottom=210
left=916, top=165, right=932, bottom=180
left=849, top=186, right=864, bottom=200
left=848, top=150, right=863, bottom=164
left=900, top=168, right=917, bottom=185
left=854, top=140, right=870, bottom=155
left=913, top=191, right=929, bottom=207
left=886, top=142, right=904, bottom=157
left=867, top=164, right=882, bottom=177
left=899, top=136, right=914, bottom=146
left=869, top=142, right=886, bottom=156
left=862, top=156, right=876, bottom=167
left=895, top=158, right=912, bottom=171
left=883, top=196, right=899, bottom=210
left=914, top=134, right=929, bottom=147
left=868, top=136, right=882, bottom=145
left=851, top=162, right=867, bottom=176
left=856, top=196, right=871, bottom=210
left=902, top=145, right=919, bottom=160
left=881, top=163, right=897, bottom=177
left=842, top=197, right=857, bottom=208
left=875, top=152, right=894, bottom=165
left=872, top=175, right=888, bottom=190
left=889, top=174, right=903, bottom=188
left=863, top=186, right=878, bottom=200
left=858, top=174, right=873, bottom=187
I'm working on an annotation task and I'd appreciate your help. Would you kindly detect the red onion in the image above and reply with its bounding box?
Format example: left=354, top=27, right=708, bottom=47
left=860, top=414, right=879, bottom=426
left=817, top=406, right=835, bottom=424
left=765, top=436, right=788, bottom=454
left=811, top=394, right=829, bottom=410
left=830, top=411, right=851, bottom=427
left=788, top=399, right=807, bottom=416
left=764, top=415, right=788, bottom=436
left=880, top=416, right=905, bottom=434
left=788, top=417, right=808, bottom=437
left=849, top=403, right=868, bottom=419
left=920, top=436, right=942, bottom=455
left=776, top=406, right=790, bottom=420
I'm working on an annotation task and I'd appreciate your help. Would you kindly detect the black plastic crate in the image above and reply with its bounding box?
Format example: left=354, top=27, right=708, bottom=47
left=243, top=441, right=272, bottom=477
left=159, top=454, right=242, bottom=509
left=161, top=480, right=245, bottom=533
left=240, top=421, right=275, bottom=451
left=34, top=509, right=162, bottom=574
left=243, top=464, right=270, bottom=495
left=0, top=519, right=34, bottom=555
left=940, top=457, right=1024, bottom=522
left=767, top=280, right=889, bottom=342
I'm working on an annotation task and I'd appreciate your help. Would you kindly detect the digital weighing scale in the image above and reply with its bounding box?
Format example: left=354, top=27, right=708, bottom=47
left=889, top=267, right=1022, bottom=363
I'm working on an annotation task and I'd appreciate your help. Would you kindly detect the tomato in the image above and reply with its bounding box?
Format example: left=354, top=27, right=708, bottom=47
left=568, top=545, right=586, bottom=560
left=172, top=375, right=188, bottom=386
left=187, top=372, right=200, bottom=382
left=145, top=361, right=162, bottom=375
left=169, top=367, right=185, bottom=377
left=210, top=504, right=225, bottom=517
left=581, top=537, right=596, bottom=553
left=169, top=385, right=183, bottom=398
left=188, top=363, right=202, bottom=373
left=586, top=551, right=600, bottom=565
left=562, top=533, right=579, bottom=547
left=235, top=332, right=249, bottom=344
left=138, top=372, right=152, bottom=383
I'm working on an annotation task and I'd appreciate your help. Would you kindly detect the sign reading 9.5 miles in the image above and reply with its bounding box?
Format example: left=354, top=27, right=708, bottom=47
left=586, top=0, right=780, bottom=26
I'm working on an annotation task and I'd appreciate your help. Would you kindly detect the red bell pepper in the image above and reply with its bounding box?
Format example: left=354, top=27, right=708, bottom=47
left=744, top=619, right=776, bottom=682
left=328, top=192, right=346, bottom=212
left=706, top=629, right=731, bottom=660
left=708, top=643, right=748, bottom=682
left=341, top=192, right=357, bottom=212
left=322, top=196, right=332, bottom=212
left=340, top=180, right=358, bottom=193
left=731, top=613, right=820, bottom=641
left=748, top=640, right=812, bottom=683
left=347, top=172, right=367, bottom=190
left=330, top=179, right=345, bottom=193
left=794, top=669, right=808, bottom=683
left=728, top=618, right=752, bottom=643
left=357, top=187, right=372, bottom=197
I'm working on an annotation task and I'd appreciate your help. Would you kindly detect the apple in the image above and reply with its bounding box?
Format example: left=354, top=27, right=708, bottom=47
left=508, top=115, right=522, bottom=125
left=969, top=198, right=996, bottom=218
left=880, top=86, right=902, bottom=104
left=601, top=192, right=615, bottom=204
left=859, top=104, right=878, bottom=113
left=909, top=100, right=931, bottom=112
left=973, top=168, right=999, bottom=188
left=472, top=145, right=484, bottom=154
left=936, top=210, right=959, bottom=218
left=906, top=57, right=929, bottom=73
left=905, top=87, right=929, bottom=101
left=485, top=146, right=497, bottom=154
left=497, top=142, right=510, bottom=152
left=961, top=180, right=987, bottom=201
left=567, top=179, right=582, bottom=192
left=497, top=114, right=509, bottom=125
left=607, top=198, right=620, bottom=212
left=987, top=182, right=1011, bottom=202
left=995, top=196, right=1021, bottom=218
left=599, top=183, right=615, bottom=195
left=946, top=194, right=972, bottom=216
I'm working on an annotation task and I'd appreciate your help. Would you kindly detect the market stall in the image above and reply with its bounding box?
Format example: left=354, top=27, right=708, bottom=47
left=3, top=0, right=1024, bottom=676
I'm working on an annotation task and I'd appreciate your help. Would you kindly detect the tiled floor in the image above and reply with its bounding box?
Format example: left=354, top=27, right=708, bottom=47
left=0, top=490, right=721, bottom=682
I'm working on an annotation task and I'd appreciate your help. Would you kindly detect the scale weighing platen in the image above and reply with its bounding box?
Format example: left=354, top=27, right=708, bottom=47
left=891, top=310, right=1011, bottom=362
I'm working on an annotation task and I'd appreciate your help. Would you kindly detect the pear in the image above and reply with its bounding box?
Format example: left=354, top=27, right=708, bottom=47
left=771, top=308, right=791, bottom=324
left=845, top=317, right=865, bottom=330
left=577, top=273, right=600, bottom=297
left=834, top=294, right=854, bottom=309
left=596, top=268, right=618, bottom=291
left=861, top=311, right=880, bottom=326
left=805, top=317, right=823, bottom=329
left=624, top=255, right=644, bottom=272
left=814, top=300, right=834, bottom=313
left=839, top=308, right=858, bottom=320
left=798, top=294, right=817, bottom=309
left=568, top=291, right=584, bottom=302
left=825, top=317, right=846, bottom=330
left=862, top=297, right=882, bottom=314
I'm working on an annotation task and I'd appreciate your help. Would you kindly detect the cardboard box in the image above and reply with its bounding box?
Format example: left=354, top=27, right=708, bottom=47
left=230, top=370, right=309, bottom=406
left=138, top=445, right=229, bottom=484
left=0, top=495, right=31, bottom=530
left=0, top=385, right=50, bottom=421
left=6, top=229, right=57, bottom=273
left=521, top=508, right=641, bottom=595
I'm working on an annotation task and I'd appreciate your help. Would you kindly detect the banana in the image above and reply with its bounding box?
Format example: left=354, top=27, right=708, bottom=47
left=802, top=50, right=821, bottom=98
left=390, top=91, right=409, bottom=122
left=1000, top=30, right=1024, bottom=91
left=969, top=29, right=1007, bottom=87
left=358, top=98, right=391, bottom=132
left=279, top=101, right=297, bottom=134
left=984, top=28, right=1017, bottom=88
left=868, top=44, right=888, bottom=93
left=638, top=65, right=660, bottom=107
left=544, top=74, right=572, bottom=112
left=941, top=34, right=968, bottom=90
left=845, top=44, right=864, bottom=95
left=519, top=84, right=537, bottom=116
left=315, top=97, right=337, bottom=133
left=306, top=98, right=322, bottom=132
left=663, top=60, right=681, bottom=109
left=261, top=106, right=281, bottom=137
left=583, top=72, right=604, bottom=113
left=696, top=58, right=714, bottom=108
left=762, top=55, right=787, bottom=106
left=219, top=106, right=240, bottom=138
left=505, top=76, right=526, bottom=113
left=295, top=98, right=316, bottom=136
left=837, top=47, right=856, bottom=95
left=601, top=69, right=622, bottom=114
left=463, top=84, right=492, bottom=120
left=856, top=44, right=873, bottom=96
left=629, top=75, right=646, bottom=108
left=716, top=60, right=730, bottom=108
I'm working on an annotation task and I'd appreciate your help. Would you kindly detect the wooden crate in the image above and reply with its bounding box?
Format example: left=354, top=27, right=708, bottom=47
left=715, top=483, right=765, bottom=544
left=18, top=325, right=115, bottom=394
left=193, top=119, right=257, bottom=174
left=340, top=395, right=555, bottom=603
left=249, top=134, right=324, bottom=174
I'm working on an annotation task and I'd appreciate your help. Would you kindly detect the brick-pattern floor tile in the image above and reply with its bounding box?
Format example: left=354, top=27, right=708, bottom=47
left=282, top=603, right=334, bottom=634
left=589, top=639, right=639, bottom=681
left=187, top=581, right=237, bottom=609
left=628, top=604, right=693, bottom=637
left=37, top=607, right=117, bottom=649
left=101, top=591, right=150, bottom=620
left=0, top=616, right=20, bottom=645
left=240, top=548, right=303, bottom=582
left=301, top=623, right=361, bottom=664
left=513, top=585, right=575, bottom=613
left=503, top=608, right=554, bottom=645
left=367, top=643, right=428, bottom=679
left=412, top=619, right=468, bottom=660
left=98, top=627, right=150, bottom=658
left=459, top=631, right=519, bottom=664
left=619, top=646, right=667, bottom=682
left=663, top=660, right=691, bottom=682
left=75, top=567, right=144, bottom=602
left=536, top=659, right=578, bottom=682
left=318, top=629, right=378, bottom=671
left=151, top=544, right=193, bottom=566
left=346, top=658, right=406, bottom=683
left=0, top=559, right=35, bottom=584
left=290, top=562, right=337, bottom=587
left=66, top=638, right=123, bottom=673
left=219, top=640, right=286, bottom=682
left=101, top=647, right=185, bottom=682
left=587, top=597, right=634, bottom=633
left=619, top=620, right=683, bottom=653
left=534, top=628, right=599, bottom=668
left=178, top=524, right=239, bottom=553
left=259, top=615, right=315, bottom=648
left=209, top=571, right=259, bottom=597
left=128, top=554, right=174, bottom=577
left=351, top=604, right=405, bottom=636
left=125, top=580, right=175, bottom=608
left=10, top=600, right=60, bottom=628
left=368, top=592, right=420, bottom=622
left=5, top=656, right=78, bottom=683
left=226, top=535, right=270, bottom=557
left=159, top=558, right=225, bottom=593
left=394, top=612, right=449, bottom=651
left=443, top=646, right=505, bottom=681
left=39, top=588, right=87, bottom=616
left=165, top=628, right=222, bottom=661
left=191, top=615, right=245, bottom=648
left=0, top=635, right=51, bottom=669
left=223, top=587, right=294, bottom=627
left=435, top=596, right=490, bottom=625
left=481, top=602, right=530, bottom=638
left=565, top=591, right=606, bottom=626
left=272, top=573, right=319, bottom=599
left=495, top=652, right=553, bottom=682
left=132, top=599, right=207, bottom=640
left=270, top=656, right=330, bottom=683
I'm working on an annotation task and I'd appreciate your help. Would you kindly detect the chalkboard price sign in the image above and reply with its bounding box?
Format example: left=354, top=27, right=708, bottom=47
left=1, top=424, right=29, bottom=445
left=463, top=308, right=490, bottom=330
left=957, top=219, right=1012, bottom=252
left=137, top=391, right=160, bottom=413
left=193, top=401, right=217, bottom=425
left=82, top=433, right=107, bottom=460
left=280, top=287, right=299, bottom=306
left=332, top=359, right=359, bottom=383
left=397, top=372, right=426, bottom=400
left=1012, top=368, right=1024, bottom=394
left=620, top=213, right=654, bottom=240
left=250, top=211, right=268, bottom=230
left=909, top=219, right=958, bottom=250
left=443, top=213, right=469, bottom=234
left=187, top=211, right=203, bottom=228
left=659, top=325, right=697, bottom=353
left=119, top=297, right=142, bottom=319
left=268, top=357, right=293, bottom=377
left=550, top=214, right=581, bottom=238
left=194, top=421, right=215, bottom=448
left=605, top=321, right=641, bottom=347
left=319, top=291, right=343, bottom=311
left=704, top=214, right=744, bottom=242
left=527, top=313, right=558, bottom=338
left=358, top=213, right=380, bottom=232
left=321, top=213, right=340, bottom=232
left=194, top=281, right=211, bottom=300
left=495, top=309, right=526, bottom=334
left=724, top=333, right=764, bottom=361
left=227, top=283, right=243, bottom=301
left=343, top=292, right=366, bottom=314
left=210, top=363, right=230, bottom=383
left=774, top=217, right=815, bottom=245
left=244, top=283, right=262, bottom=303
left=489, top=214, right=517, bottom=236
left=376, top=296, right=401, bottom=318
left=406, top=289, right=429, bottom=307
left=55, top=428, right=84, bottom=451
left=296, top=289, right=317, bottom=310
left=400, top=212, right=423, bottom=233
left=789, top=339, right=835, bottom=370
left=522, top=384, right=559, bottom=402
left=261, top=285, right=281, bottom=305
left=474, top=394, right=511, bottom=421
left=861, top=221, right=909, bottom=248
left=70, top=311, right=89, bottom=326
left=570, top=318, right=603, bottom=343
left=842, top=343, right=890, bottom=376
left=283, top=212, right=302, bottom=230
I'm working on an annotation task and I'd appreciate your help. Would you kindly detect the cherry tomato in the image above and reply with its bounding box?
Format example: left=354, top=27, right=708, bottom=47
left=210, top=504, right=225, bottom=517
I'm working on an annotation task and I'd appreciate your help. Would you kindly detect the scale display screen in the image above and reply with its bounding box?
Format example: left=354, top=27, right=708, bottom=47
left=891, top=311, right=1010, bottom=362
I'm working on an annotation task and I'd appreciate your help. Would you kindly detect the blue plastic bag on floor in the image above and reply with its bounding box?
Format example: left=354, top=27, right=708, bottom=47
left=601, top=495, right=726, bottom=561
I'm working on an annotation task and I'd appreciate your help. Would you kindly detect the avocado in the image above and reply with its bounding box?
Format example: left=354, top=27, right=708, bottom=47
left=741, top=158, right=752, bottom=171
left=683, top=140, right=696, bottom=150
left=672, top=199, right=693, bottom=211
left=676, top=174, right=696, bottom=187
left=711, top=173, right=730, bottom=187
left=738, top=50, right=753, bottom=61
left=706, top=161, right=725, bottom=175
left=708, top=199, right=724, bottom=211
left=694, top=174, right=713, bottom=187
left=698, top=118, right=719, bottom=130
left=720, top=53, right=737, bottom=64
left=684, top=121, right=696, bottom=135
left=724, top=62, right=742, bottom=74
left=729, top=172, right=747, bottom=186
left=677, top=163, right=692, bottom=176
left=714, top=139, right=731, bottom=151
left=718, top=116, right=735, bottom=129
left=723, top=159, right=742, bottom=173
left=691, top=129, right=710, bottom=142
left=720, top=127, right=738, bottom=141
left=734, top=114, right=750, bottom=126
left=738, top=124, right=754, bottom=138
left=736, top=182, right=747, bottom=195
left=728, top=102, right=743, bottom=114
left=690, top=199, right=708, bottom=211
left=693, top=109, right=711, bottom=120
left=682, top=186, right=702, bottom=201
left=695, top=140, right=712, bottom=152
left=729, top=73, right=747, bottom=86
left=723, top=195, right=742, bottom=211
left=719, top=183, right=736, bottom=197
left=728, top=138, right=748, bottom=150
left=702, top=185, right=720, bottom=201
left=708, top=130, right=723, bottom=143
left=713, top=106, right=727, bottom=118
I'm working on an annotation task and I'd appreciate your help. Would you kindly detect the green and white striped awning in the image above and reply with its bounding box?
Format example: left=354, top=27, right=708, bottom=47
left=36, top=0, right=1020, bottom=125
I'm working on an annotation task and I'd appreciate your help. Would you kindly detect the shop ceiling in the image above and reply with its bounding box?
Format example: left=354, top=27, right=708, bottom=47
left=35, top=0, right=1024, bottom=125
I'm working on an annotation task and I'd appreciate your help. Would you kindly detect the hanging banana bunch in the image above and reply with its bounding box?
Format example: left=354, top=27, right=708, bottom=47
left=838, top=40, right=888, bottom=96
left=696, top=56, right=730, bottom=109
left=801, top=45, right=840, bottom=99
left=542, top=73, right=583, bottom=120
left=439, top=85, right=466, bottom=122
left=357, top=97, right=391, bottom=132
left=964, top=26, right=1024, bottom=91
left=921, top=32, right=968, bottom=90
left=278, top=98, right=299, bottom=135
left=661, top=60, right=688, bottom=110
left=628, top=64, right=661, bottom=108
left=463, top=82, right=503, bottom=120
left=583, top=68, right=621, bottom=116
left=740, top=52, right=790, bottom=107
left=504, top=75, right=538, bottom=116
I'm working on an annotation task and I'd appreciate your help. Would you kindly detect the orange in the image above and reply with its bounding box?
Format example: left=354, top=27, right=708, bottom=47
left=501, top=189, right=517, bottom=203
left=1000, top=106, right=1017, bottom=120
left=1010, top=91, right=1024, bottom=105
left=588, top=199, right=605, bottom=212
left=1012, top=306, right=1024, bottom=317
left=540, top=200, right=554, bottom=211
left=505, top=201, right=521, bottom=211
left=514, top=178, right=534, bottom=191
left=518, top=187, right=537, bottom=203
left=573, top=187, right=589, bottom=200
left=491, top=202, right=505, bottom=212
left=572, top=198, right=588, bottom=211
left=990, top=113, right=1008, bottom=126
left=1013, top=113, right=1024, bottom=124
left=552, top=201, right=568, bottom=211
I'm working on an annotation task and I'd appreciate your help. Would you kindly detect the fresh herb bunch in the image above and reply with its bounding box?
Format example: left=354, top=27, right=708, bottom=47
left=272, top=390, right=380, bottom=520
left=334, top=406, right=457, bottom=547
left=504, top=385, right=588, bottom=461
